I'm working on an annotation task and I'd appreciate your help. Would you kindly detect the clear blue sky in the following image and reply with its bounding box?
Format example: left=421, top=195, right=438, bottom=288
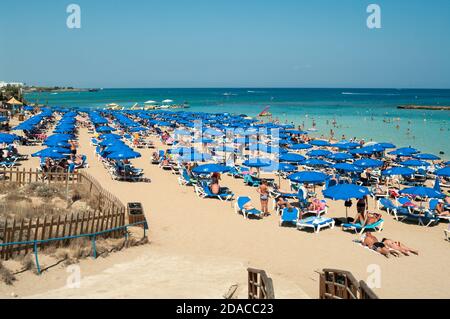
left=1, top=0, right=449, bottom=88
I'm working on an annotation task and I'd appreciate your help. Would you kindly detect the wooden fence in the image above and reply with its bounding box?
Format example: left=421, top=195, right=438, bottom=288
left=319, top=268, right=378, bottom=299
left=0, top=169, right=127, bottom=260
left=247, top=268, right=275, bottom=299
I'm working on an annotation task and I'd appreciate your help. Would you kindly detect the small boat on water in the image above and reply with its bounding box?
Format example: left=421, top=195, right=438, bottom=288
left=258, top=106, right=272, bottom=117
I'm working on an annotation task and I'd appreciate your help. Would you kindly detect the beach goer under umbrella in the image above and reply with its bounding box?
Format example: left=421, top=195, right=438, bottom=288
left=243, top=159, right=271, bottom=177
left=322, top=184, right=372, bottom=223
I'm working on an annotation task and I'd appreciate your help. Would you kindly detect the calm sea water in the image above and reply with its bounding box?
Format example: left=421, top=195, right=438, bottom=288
left=25, top=88, right=450, bottom=158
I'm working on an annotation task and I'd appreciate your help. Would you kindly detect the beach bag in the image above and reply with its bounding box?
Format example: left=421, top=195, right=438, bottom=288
left=344, top=200, right=353, bottom=208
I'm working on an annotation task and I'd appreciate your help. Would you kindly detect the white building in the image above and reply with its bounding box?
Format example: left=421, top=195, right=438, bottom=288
left=0, top=81, right=24, bottom=88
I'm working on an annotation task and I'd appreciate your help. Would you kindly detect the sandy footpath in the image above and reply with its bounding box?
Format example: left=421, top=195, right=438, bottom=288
left=2, top=124, right=449, bottom=299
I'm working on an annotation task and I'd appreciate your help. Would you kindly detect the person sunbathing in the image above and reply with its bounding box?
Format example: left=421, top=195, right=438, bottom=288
left=210, top=181, right=220, bottom=195
left=275, top=196, right=289, bottom=210
left=308, top=198, right=326, bottom=213
left=243, top=201, right=256, bottom=211
left=381, top=238, right=418, bottom=256
left=361, top=233, right=400, bottom=258
left=435, top=200, right=450, bottom=216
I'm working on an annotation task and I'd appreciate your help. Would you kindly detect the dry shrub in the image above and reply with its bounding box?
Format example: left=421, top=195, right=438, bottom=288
left=20, top=254, right=35, bottom=271
left=5, top=191, right=31, bottom=203
left=35, top=184, right=64, bottom=199
left=68, top=237, right=91, bottom=260
left=0, top=262, right=16, bottom=285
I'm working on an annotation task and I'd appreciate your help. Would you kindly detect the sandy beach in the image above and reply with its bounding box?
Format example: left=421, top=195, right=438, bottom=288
left=1, top=122, right=448, bottom=299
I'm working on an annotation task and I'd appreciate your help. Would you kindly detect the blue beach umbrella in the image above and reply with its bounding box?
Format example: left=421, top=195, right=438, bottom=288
left=381, top=167, right=415, bottom=176
left=192, top=138, right=214, bottom=144
left=32, top=147, right=70, bottom=158
left=435, top=167, right=450, bottom=177
left=323, top=184, right=371, bottom=201
left=332, top=142, right=360, bottom=150
left=99, top=133, right=122, bottom=140
left=377, top=142, right=396, bottom=149
left=288, top=171, right=329, bottom=184
left=389, top=147, right=419, bottom=156
left=290, top=143, right=313, bottom=150
left=322, top=184, right=371, bottom=219
left=399, top=186, right=444, bottom=199
left=434, top=177, right=440, bottom=193
left=105, top=150, right=141, bottom=160
left=96, top=126, right=116, bottom=132
left=333, top=163, right=362, bottom=173
left=413, top=153, right=440, bottom=160
left=400, top=160, right=429, bottom=167
left=277, top=163, right=297, bottom=172
left=306, top=149, right=332, bottom=157
left=354, top=159, right=384, bottom=168
left=192, top=164, right=231, bottom=174
left=44, top=140, right=71, bottom=148
left=243, top=159, right=272, bottom=168
left=309, top=140, right=331, bottom=147
left=327, top=152, right=353, bottom=161
left=302, top=158, right=331, bottom=167
left=279, top=153, right=306, bottom=163
left=0, top=133, right=20, bottom=143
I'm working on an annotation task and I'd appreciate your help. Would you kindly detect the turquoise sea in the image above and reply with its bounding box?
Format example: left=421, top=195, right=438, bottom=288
left=25, top=88, right=450, bottom=159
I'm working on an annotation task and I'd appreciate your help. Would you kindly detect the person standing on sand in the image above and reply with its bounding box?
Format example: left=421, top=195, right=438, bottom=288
left=69, top=140, right=77, bottom=156
left=257, top=180, right=270, bottom=216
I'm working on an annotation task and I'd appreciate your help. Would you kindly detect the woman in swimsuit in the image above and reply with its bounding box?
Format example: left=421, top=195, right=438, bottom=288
left=355, top=196, right=368, bottom=224
left=381, top=238, right=418, bottom=256
left=257, top=180, right=270, bottom=216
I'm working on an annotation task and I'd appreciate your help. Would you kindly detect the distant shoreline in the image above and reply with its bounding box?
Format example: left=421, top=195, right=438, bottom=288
left=398, top=105, right=450, bottom=110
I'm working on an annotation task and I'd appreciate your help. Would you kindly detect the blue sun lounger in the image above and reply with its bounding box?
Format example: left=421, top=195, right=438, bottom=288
left=195, top=182, right=234, bottom=201
left=279, top=207, right=300, bottom=226
left=342, top=219, right=384, bottom=234
left=378, top=198, right=409, bottom=221
left=428, top=199, right=450, bottom=222
left=234, top=197, right=262, bottom=219
left=297, top=216, right=335, bottom=233
left=178, top=169, right=198, bottom=186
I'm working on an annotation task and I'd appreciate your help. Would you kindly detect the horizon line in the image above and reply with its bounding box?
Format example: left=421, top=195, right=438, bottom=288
left=23, top=86, right=450, bottom=90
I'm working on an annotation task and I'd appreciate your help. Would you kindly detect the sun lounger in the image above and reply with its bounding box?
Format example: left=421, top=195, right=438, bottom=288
left=428, top=199, right=450, bottom=222
left=378, top=198, right=409, bottom=221
left=234, top=196, right=262, bottom=219
left=178, top=169, right=198, bottom=186
left=297, top=216, right=335, bottom=233
left=244, top=174, right=261, bottom=187
left=279, top=207, right=299, bottom=226
left=342, top=219, right=384, bottom=234
left=194, top=182, right=234, bottom=201
left=304, top=199, right=328, bottom=216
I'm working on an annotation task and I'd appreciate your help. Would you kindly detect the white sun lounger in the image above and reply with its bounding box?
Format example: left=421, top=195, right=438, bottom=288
left=297, top=216, right=335, bottom=233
